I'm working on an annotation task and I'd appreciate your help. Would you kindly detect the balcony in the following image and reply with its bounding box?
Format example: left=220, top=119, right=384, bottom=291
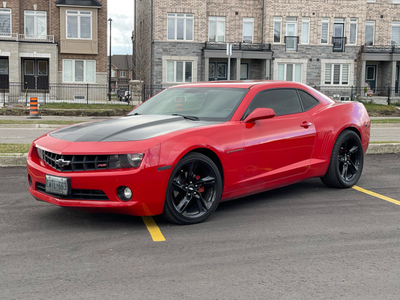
left=18, top=34, right=55, bottom=43
left=0, top=33, right=18, bottom=40
left=284, top=36, right=298, bottom=52
left=332, top=37, right=346, bottom=52
left=361, top=45, right=400, bottom=53
left=0, top=33, right=55, bottom=43
left=204, top=42, right=271, bottom=52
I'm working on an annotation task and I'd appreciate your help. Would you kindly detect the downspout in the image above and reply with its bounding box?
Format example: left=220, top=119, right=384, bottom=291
left=49, top=0, right=51, bottom=34
left=261, top=0, right=264, bottom=44
left=150, top=0, right=154, bottom=86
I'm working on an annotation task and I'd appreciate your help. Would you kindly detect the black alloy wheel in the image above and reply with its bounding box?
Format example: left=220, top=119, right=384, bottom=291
left=163, top=153, right=222, bottom=225
left=321, top=130, right=364, bottom=188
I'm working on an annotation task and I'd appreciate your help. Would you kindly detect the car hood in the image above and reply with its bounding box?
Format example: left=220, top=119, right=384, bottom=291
left=49, top=115, right=217, bottom=142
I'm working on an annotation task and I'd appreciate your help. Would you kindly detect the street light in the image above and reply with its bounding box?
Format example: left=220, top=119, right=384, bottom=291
left=108, top=18, right=112, bottom=101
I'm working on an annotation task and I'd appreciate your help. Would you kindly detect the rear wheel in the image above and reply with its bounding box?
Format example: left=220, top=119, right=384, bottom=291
left=163, top=153, right=222, bottom=225
left=321, top=130, right=364, bottom=188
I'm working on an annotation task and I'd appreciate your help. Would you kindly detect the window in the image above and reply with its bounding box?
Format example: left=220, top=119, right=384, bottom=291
left=273, top=17, right=282, bottom=43
left=349, top=18, right=357, bottom=45
left=277, top=63, right=302, bottom=82
left=365, top=21, right=375, bottom=46
left=166, top=61, right=192, bottom=83
left=243, top=18, right=254, bottom=43
left=247, top=89, right=303, bottom=117
left=297, top=90, right=319, bottom=111
left=24, top=11, right=46, bottom=38
left=301, top=17, right=310, bottom=44
left=240, top=63, right=248, bottom=80
left=120, top=70, right=126, bottom=77
left=392, top=22, right=400, bottom=45
left=167, top=13, right=193, bottom=41
left=208, top=17, right=225, bottom=42
left=324, top=64, right=349, bottom=85
left=321, top=18, right=329, bottom=44
left=67, top=11, right=92, bottom=39
left=286, top=17, right=298, bottom=51
left=63, top=60, right=96, bottom=83
left=366, top=0, right=376, bottom=2
left=0, top=8, right=11, bottom=36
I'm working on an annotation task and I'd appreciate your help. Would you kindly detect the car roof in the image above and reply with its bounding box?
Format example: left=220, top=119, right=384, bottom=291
left=169, top=80, right=310, bottom=90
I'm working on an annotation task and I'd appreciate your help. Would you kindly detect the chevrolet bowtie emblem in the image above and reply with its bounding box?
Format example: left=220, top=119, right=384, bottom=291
left=55, top=158, right=71, bottom=167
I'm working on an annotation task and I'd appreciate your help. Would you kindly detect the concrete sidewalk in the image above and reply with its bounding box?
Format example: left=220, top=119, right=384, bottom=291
left=1, top=116, right=399, bottom=167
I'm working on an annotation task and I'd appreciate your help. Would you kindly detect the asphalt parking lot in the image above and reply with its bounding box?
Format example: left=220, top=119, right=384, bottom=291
left=1, top=154, right=400, bottom=299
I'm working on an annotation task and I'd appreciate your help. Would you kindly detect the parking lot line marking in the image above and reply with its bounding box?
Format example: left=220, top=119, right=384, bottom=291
left=142, top=216, right=166, bottom=242
left=353, top=186, right=400, bottom=206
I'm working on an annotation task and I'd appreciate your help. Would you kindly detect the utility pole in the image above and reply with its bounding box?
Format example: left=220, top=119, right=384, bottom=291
left=108, top=18, right=112, bottom=101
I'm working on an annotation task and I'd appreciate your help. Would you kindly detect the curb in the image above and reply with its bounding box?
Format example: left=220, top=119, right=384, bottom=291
left=1, top=144, right=399, bottom=167
left=366, top=143, right=400, bottom=154
left=0, top=124, right=62, bottom=129
left=0, top=153, right=27, bottom=167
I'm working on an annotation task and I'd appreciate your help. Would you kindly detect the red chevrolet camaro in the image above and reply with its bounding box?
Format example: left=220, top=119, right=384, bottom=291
left=27, top=81, right=370, bottom=224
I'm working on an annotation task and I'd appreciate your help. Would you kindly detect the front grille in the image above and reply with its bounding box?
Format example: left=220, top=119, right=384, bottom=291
left=36, top=182, right=109, bottom=201
left=41, top=150, right=120, bottom=172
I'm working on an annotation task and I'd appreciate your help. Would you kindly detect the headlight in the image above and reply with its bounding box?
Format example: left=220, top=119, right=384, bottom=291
left=36, top=147, right=44, bottom=160
left=119, top=153, right=144, bottom=168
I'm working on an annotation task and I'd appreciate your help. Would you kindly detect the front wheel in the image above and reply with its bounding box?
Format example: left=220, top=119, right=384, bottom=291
left=163, top=153, right=222, bottom=225
left=321, top=130, right=364, bottom=188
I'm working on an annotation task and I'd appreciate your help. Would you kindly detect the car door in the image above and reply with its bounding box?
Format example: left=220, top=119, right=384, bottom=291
left=242, top=88, right=316, bottom=187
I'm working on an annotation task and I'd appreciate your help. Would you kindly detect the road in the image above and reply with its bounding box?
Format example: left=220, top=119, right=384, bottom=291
left=1, top=122, right=399, bottom=144
left=1, top=154, right=400, bottom=299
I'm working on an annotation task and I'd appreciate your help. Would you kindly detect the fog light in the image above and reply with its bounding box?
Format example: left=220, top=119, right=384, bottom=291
left=124, top=187, right=132, bottom=199
left=117, top=186, right=133, bottom=202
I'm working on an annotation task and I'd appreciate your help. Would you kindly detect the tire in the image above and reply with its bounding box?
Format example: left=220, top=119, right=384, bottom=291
left=321, top=130, right=364, bottom=188
left=163, top=153, right=223, bottom=225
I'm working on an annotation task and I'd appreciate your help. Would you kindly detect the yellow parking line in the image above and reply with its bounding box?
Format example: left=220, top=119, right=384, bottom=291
left=142, top=216, right=166, bottom=242
left=352, top=185, right=400, bottom=206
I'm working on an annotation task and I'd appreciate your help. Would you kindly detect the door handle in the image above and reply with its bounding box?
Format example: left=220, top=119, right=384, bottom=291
left=301, top=121, right=312, bottom=128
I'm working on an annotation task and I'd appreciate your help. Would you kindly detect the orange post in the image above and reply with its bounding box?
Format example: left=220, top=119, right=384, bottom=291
left=28, top=97, right=41, bottom=119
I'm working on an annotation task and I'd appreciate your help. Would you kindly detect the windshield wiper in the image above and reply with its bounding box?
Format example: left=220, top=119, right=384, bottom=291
left=172, top=114, right=199, bottom=121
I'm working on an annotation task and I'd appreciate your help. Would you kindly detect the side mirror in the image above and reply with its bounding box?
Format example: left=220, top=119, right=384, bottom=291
left=244, top=108, right=275, bottom=123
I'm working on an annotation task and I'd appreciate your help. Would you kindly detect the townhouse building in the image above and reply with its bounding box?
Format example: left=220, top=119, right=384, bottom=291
left=0, top=0, right=107, bottom=102
left=109, top=54, right=133, bottom=93
left=134, top=0, right=400, bottom=98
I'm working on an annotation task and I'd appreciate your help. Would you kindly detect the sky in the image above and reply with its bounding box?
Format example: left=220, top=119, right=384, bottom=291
left=107, top=0, right=134, bottom=55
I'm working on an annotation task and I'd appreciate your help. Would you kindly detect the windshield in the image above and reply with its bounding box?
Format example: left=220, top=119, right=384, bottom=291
left=129, top=87, right=248, bottom=121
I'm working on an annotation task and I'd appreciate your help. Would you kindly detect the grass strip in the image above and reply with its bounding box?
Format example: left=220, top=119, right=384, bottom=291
left=370, top=119, right=400, bottom=124
left=0, top=144, right=31, bottom=154
left=40, top=103, right=132, bottom=110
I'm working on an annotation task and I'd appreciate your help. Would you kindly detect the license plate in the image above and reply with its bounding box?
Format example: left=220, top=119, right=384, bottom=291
left=45, top=175, right=70, bottom=196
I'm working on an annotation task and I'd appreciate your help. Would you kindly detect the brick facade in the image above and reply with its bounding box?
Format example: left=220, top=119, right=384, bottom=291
left=0, top=0, right=107, bottom=89
left=134, top=0, right=400, bottom=97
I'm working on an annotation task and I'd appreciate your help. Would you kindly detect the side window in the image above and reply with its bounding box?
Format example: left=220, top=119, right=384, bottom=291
left=297, top=90, right=320, bottom=111
left=246, top=89, right=302, bottom=117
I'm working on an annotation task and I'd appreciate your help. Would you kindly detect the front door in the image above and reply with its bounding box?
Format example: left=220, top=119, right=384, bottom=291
left=0, top=58, right=9, bottom=89
left=242, top=88, right=316, bottom=187
left=209, top=62, right=227, bottom=81
left=365, top=65, right=376, bottom=92
left=23, top=59, right=49, bottom=90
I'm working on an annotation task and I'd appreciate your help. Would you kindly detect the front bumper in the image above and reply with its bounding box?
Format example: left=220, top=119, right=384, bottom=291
left=27, top=151, right=170, bottom=217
